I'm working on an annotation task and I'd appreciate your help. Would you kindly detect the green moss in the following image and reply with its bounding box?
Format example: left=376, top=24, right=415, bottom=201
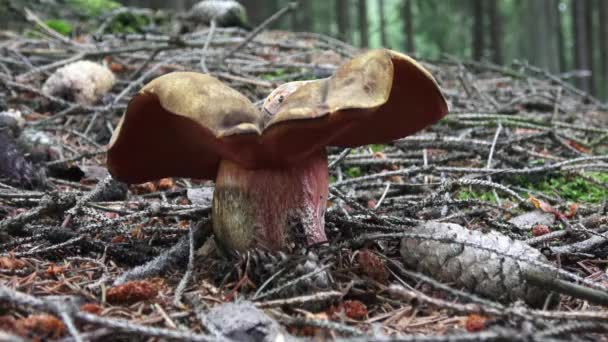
left=45, top=19, right=72, bottom=36
left=528, top=159, right=546, bottom=166
left=346, top=167, right=362, bottom=178
left=370, top=144, right=386, bottom=152
left=69, top=0, right=120, bottom=16
left=260, top=68, right=288, bottom=81
left=514, top=172, right=608, bottom=203
left=108, top=12, right=150, bottom=33
left=456, top=189, right=497, bottom=203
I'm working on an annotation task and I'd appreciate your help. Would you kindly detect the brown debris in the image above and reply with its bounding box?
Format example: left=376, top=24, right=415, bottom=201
left=464, top=314, right=488, bottom=332
left=329, top=300, right=368, bottom=320
left=106, top=280, right=158, bottom=304
left=15, top=314, right=65, bottom=340
left=356, top=249, right=388, bottom=283
left=531, top=224, right=551, bottom=237
left=0, top=256, right=27, bottom=270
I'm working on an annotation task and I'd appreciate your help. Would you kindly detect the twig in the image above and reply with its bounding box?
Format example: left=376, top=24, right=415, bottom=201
left=223, top=2, right=298, bottom=59
left=173, top=225, right=196, bottom=306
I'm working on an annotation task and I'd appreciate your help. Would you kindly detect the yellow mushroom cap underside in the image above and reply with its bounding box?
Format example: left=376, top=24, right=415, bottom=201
left=107, top=49, right=448, bottom=183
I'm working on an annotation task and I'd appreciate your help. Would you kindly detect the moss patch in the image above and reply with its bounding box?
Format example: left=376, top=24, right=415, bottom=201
left=69, top=0, right=120, bottom=16
left=515, top=172, right=608, bottom=203
left=456, top=189, right=498, bottom=203
left=108, top=12, right=151, bottom=33
left=45, top=19, right=72, bottom=36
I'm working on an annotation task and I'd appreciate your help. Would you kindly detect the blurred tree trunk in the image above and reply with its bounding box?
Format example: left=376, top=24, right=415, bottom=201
left=584, top=0, right=596, bottom=95
left=315, top=1, right=332, bottom=35
left=471, top=0, right=484, bottom=61
left=357, top=0, right=369, bottom=47
left=243, top=0, right=280, bottom=27
left=403, top=0, right=415, bottom=53
left=572, top=0, right=591, bottom=92
left=336, top=0, right=350, bottom=43
left=487, top=0, right=502, bottom=64
left=268, top=0, right=281, bottom=29
left=600, top=0, right=608, bottom=98
left=300, top=0, right=313, bottom=32
left=378, top=0, right=388, bottom=47
left=122, top=0, right=195, bottom=9
left=240, top=0, right=266, bottom=25
left=529, top=0, right=559, bottom=72
left=554, top=0, right=566, bottom=72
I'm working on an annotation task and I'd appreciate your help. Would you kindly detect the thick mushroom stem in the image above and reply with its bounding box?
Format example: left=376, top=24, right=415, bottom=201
left=212, top=149, right=329, bottom=252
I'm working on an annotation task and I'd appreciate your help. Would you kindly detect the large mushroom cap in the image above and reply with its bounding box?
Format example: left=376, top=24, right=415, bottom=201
left=107, top=49, right=447, bottom=184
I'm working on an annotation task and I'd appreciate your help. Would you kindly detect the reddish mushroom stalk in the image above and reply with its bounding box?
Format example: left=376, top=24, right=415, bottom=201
left=213, top=149, right=328, bottom=251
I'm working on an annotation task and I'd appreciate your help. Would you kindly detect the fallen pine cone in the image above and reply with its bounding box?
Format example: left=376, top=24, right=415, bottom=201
left=400, top=222, right=555, bottom=307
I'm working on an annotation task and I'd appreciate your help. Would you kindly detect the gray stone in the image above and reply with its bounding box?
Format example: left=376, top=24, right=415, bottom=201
left=205, top=301, right=291, bottom=342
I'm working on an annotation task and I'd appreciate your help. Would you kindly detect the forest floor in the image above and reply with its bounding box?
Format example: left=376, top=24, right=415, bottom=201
left=1, top=5, right=608, bottom=342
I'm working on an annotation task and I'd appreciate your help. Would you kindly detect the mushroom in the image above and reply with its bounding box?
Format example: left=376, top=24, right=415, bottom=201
left=107, top=49, right=448, bottom=252
left=188, top=0, right=248, bottom=28
left=42, top=61, right=115, bottom=105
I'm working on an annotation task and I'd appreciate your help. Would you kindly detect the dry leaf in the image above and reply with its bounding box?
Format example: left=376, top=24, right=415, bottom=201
left=514, top=128, right=542, bottom=135
left=566, top=203, right=578, bottom=218
left=46, top=264, right=67, bottom=277
left=105, top=212, right=120, bottom=219
left=0, top=315, right=20, bottom=334
left=373, top=152, right=386, bottom=159
left=0, top=256, right=27, bottom=270
left=566, top=140, right=590, bottom=153
left=129, top=182, right=157, bottom=194
left=465, top=314, right=487, bottom=332
left=529, top=195, right=568, bottom=221
left=366, top=199, right=377, bottom=209
left=80, top=303, right=103, bottom=315
left=111, top=235, right=127, bottom=243
left=157, top=177, right=176, bottom=190
left=531, top=224, right=551, bottom=237
left=16, top=314, right=65, bottom=339
left=329, top=300, right=368, bottom=320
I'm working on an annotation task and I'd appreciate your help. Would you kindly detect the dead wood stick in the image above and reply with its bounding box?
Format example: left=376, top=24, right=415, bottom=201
left=223, top=2, right=298, bottom=59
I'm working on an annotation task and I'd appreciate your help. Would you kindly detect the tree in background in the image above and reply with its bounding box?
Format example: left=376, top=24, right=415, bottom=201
left=487, top=0, right=502, bottom=65
left=553, top=0, right=566, bottom=72
left=336, top=0, right=350, bottom=43
left=572, top=0, right=592, bottom=93
left=378, top=0, right=388, bottom=48
left=525, top=0, right=560, bottom=73
left=471, top=0, right=484, bottom=61
left=58, top=0, right=608, bottom=101
left=600, top=0, right=608, bottom=99
left=402, top=0, right=414, bottom=53
left=357, top=0, right=369, bottom=47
